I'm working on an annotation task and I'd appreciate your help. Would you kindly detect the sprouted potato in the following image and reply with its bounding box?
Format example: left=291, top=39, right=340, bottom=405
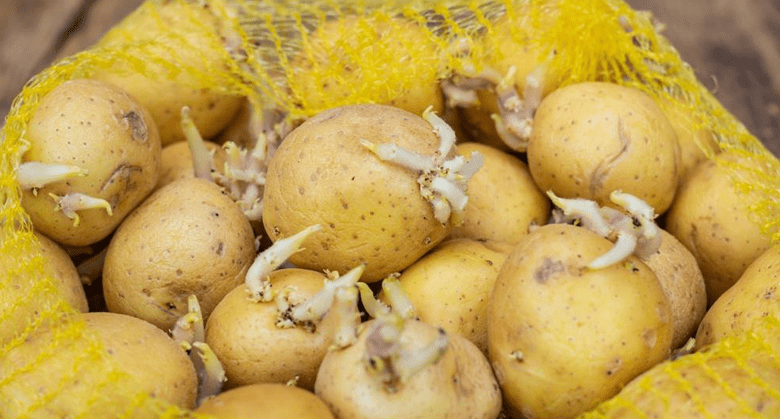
left=18, top=79, right=161, bottom=247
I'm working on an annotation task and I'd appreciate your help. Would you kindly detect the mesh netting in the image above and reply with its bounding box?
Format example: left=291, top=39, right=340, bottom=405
left=1, top=0, right=779, bottom=417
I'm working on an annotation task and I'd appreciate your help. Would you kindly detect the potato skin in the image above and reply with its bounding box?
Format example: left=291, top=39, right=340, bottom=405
left=0, top=312, right=197, bottom=418
left=102, top=177, right=256, bottom=332
left=527, top=82, right=679, bottom=214
left=386, top=238, right=513, bottom=354
left=21, top=79, right=161, bottom=247
left=195, top=383, right=334, bottom=419
left=696, top=244, right=780, bottom=348
left=448, top=142, right=550, bottom=244
left=665, top=157, right=773, bottom=306
left=643, top=229, right=707, bottom=349
left=314, top=319, right=502, bottom=419
left=262, top=104, right=450, bottom=282
left=488, top=224, right=672, bottom=419
left=34, top=231, right=89, bottom=313
left=205, top=269, right=333, bottom=390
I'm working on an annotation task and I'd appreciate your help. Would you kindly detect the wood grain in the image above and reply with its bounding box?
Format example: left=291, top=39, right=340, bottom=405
left=1, top=0, right=778, bottom=156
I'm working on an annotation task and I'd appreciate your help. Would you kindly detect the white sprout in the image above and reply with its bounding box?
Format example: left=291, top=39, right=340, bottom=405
left=329, top=285, right=361, bottom=350
left=547, top=190, right=663, bottom=269
left=245, top=224, right=322, bottom=302
left=361, top=106, right=483, bottom=226
left=380, top=275, right=416, bottom=320
left=181, top=106, right=213, bottom=181
left=289, top=264, right=366, bottom=323
left=17, top=162, right=87, bottom=192
left=49, top=192, right=113, bottom=227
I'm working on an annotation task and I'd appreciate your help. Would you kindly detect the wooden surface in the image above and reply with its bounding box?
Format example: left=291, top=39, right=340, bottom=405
left=1, top=0, right=779, bottom=157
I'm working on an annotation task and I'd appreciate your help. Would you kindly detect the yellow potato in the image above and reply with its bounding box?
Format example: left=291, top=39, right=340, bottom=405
left=383, top=238, right=513, bottom=353
left=448, top=142, right=550, bottom=244
left=314, top=319, right=501, bottom=419
left=665, top=156, right=773, bottom=306
left=0, top=312, right=197, bottom=418
left=527, top=82, right=680, bottom=214
left=696, top=243, right=780, bottom=348
left=34, top=231, right=89, bottom=313
left=92, top=1, right=242, bottom=146
left=205, top=269, right=335, bottom=390
left=262, top=104, right=451, bottom=282
left=102, top=177, right=256, bottom=331
left=642, top=229, right=707, bottom=349
left=488, top=223, right=672, bottom=419
left=21, top=79, right=161, bottom=247
left=195, top=383, right=334, bottom=419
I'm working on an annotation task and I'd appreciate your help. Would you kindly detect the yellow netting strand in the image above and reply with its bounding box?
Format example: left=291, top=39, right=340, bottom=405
left=1, top=0, right=780, bottom=418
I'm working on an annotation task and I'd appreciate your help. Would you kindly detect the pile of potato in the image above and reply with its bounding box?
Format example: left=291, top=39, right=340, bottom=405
left=5, top=2, right=780, bottom=419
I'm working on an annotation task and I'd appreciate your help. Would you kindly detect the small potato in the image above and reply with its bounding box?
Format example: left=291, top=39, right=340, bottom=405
left=158, top=140, right=226, bottom=189
left=448, top=142, right=550, bottom=244
left=21, top=79, right=161, bottom=247
left=642, top=229, right=707, bottom=349
left=488, top=223, right=672, bottom=419
left=205, top=269, right=336, bottom=390
left=665, top=156, right=773, bottom=305
left=34, top=231, right=88, bottom=313
left=696, top=244, right=780, bottom=348
left=102, top=177, right=256, bottom=331
left=314, top=319, right=501, bottom=419
left=195, top=383, right=334, bottom=419
left=0, top=312, right=197, bottom=418
left=382, top=238, right=513, bottom=353
left=92, top=1, right=242, bottom=146
left=262, top=104, right=452, bottom=282
left=527, top=82, right=680, bottom=214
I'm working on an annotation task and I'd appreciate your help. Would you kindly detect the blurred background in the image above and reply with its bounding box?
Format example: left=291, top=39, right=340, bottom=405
left=1, top=0, right=778, bottom=156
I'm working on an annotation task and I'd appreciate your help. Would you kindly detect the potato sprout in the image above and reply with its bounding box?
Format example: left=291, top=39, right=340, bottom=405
left=245, top=224, right=323, bottom=302
left=363, top=312, right=449, bottom=392
left=547, top=190, right=662, bottom=269
left=172, top=295, right=227, bottom=405
left=49, top=192, right=113, bottom=227
left=361, top=107, right=483, bottom=225
left=16, top=161, right=87, bottom=193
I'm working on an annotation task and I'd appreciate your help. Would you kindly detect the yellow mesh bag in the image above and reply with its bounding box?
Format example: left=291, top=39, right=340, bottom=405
left=1, top=0, right=779, bottom=417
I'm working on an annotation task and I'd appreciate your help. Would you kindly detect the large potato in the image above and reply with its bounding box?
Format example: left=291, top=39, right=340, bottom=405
left=102, top=177, right=256, bottom=331
left=488, top=223, right=673, bottom=419
left=447, top=142, right=550, bottom=244
left=665, top=156, right=773, bottom=305
left=527, top=82, right=680, bottom=214
left=696, top=243, right=780, bottom=348
left=21, top=79, right=161, bottom=247
left=0, top=312, right=197, bottom=418
left=262, top=104, right=451, bottom=282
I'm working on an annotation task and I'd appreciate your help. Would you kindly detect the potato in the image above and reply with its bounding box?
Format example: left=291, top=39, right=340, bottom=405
left=696, top=244, right=780, bottom=348
left=314, top=318, right=501, bottom=419
left=292, top=16, right=443, bottom=117
left=642, top=229, right=707, bottom=349
left=34, top=231, right=89, bottom=313
left=382, top=238, right=513, bottom=353
left=158, top=139, right=226, bottom=189
left=205, top=269, right=335, bottom=390
left=488, top=223, right=672, bottom=419
left=447, top=142, right=550, bottom=244
left=527, top=82, right=680, bottom=214
left=262, top=104, right=454, bottom=282
left=665, top=156, right=773, bottom=305
left=102, top=177, right=256, bottom=331
left=20, top=79, right=161, bottom=247
left=92, top=1, right=242, bottom=146
left=583, top=317, right=780, bottom=418
left=0, top=312, right=197, bottom=418
left=195, top=383, right=334, bottom=419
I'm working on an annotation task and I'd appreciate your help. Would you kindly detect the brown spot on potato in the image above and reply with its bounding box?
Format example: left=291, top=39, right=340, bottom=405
left=534, top=258, right=565, bottom=283
left=123, top=111, right=148, bottom=143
